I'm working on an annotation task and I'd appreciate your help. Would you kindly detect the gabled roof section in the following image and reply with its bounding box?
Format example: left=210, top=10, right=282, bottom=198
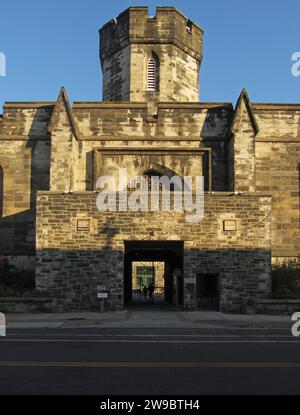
left=230, top=89, right=259, bottom=135
left=48, top=86, right=80, bottom=140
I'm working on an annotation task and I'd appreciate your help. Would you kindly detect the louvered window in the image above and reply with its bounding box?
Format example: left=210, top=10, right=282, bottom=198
left=147, top=53, right=159, bottom=91
left=126, top=171, right=175, bottom=192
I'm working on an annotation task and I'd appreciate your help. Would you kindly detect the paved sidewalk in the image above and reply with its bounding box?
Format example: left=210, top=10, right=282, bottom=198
left=4, top=310, right=292, bottom=329
left=5, top=311, right=128, bottom=329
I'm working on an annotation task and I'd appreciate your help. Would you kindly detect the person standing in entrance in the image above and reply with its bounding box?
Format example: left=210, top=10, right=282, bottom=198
left=142, top=285, right=148, bottom=301
left=148, top=282, right=155, bottom=302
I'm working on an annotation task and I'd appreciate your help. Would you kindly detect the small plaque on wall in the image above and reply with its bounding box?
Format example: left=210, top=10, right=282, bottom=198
left=223, top=220, right=237, bottom=231
left=76, top=219, right=90, bottom=231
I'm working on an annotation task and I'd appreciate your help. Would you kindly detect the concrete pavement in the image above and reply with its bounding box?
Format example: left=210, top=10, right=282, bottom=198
left=4, top=309, right=292, bottom=330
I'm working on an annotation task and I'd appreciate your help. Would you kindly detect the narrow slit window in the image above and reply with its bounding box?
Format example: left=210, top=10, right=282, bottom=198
left=186, top=19, right=193, bottom=32
left=147, top=53, right=159, bottom=91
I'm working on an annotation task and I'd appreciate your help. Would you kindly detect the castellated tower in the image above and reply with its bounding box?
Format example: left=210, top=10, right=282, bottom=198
left=99, top=6, right=203, bottom=102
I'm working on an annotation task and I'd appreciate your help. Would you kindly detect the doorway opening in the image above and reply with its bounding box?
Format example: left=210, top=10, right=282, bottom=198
left=132, top=261, right=165, bottom=303
left=196, top=273, right=220, bottom=311
left=124, top=241, right=184, bottom=307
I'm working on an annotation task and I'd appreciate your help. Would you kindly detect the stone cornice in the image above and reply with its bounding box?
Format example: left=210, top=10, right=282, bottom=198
left=95, top=146, right=211, bottom=155
left=78, top=136, right=205, bottom=142
left=255, top=136, right=300, bottom=142
left=3, top=102, right=55, bottom=109
left=72, top=102, right=233, bottom=110
left=36, top=190, right=272, bottom=197
left=251, top=103, right=300, bottom=111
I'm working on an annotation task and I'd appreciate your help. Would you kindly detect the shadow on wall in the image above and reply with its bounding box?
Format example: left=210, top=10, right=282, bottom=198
left=0, top=108, right=51, bottom=260
left=35, top=246, right=271, bottom=313
left=100, top=220, right=120, bottom=249
left=86, top=150, right=94, bottom=190
left=200, top=106, right=233, bottom=192
left=26, top=107, right=51, bottom=212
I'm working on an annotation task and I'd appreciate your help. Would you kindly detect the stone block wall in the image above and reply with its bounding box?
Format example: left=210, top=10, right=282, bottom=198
left=1, top=98, right=299, bottom=274
left=231, top=95, right=256, bottom=192
left=255, top=299, right=300, bottom=315
left=0, top=104, right=52, bottom=267
left=0, top=99, right=233, bottom=271
left=128, top=44, right=200, bottom=102
left=36, top=192, right=271, bottom=312
left=253, top=104, right=300, bottom=261
left=72, top=103, right=232, bottom=192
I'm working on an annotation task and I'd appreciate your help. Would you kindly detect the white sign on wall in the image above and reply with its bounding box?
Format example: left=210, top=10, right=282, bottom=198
left=0, top=312, right=6, bottom=336
left=97, top=292, right=108, bottom=299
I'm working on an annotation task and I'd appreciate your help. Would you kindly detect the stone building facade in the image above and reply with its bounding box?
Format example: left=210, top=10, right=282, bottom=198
left=0, top=6, right=299, bottom=311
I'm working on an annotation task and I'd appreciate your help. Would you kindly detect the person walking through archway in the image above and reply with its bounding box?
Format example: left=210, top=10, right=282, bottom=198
left=148, top=282, right=155, bottom=302
left=142, top=285, right=148, bottom=301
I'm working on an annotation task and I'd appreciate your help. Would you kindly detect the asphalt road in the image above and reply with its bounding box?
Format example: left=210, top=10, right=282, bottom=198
left=0, top=326, right=300, bottom=395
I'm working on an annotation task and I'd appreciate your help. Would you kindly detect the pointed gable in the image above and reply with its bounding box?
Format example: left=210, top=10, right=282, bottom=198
left=48, top=86, right=80, bottom=140
left=231, top=89, right=259, bottom=136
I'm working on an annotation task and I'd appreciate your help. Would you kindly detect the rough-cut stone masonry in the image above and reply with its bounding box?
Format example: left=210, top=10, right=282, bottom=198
left=0, top=6, right=299, bottom=311
left=36, top=192, right=271, bottom=312
left=0, top=105, right=51, bottom=264
left=100, top=7, right=203, bottom=102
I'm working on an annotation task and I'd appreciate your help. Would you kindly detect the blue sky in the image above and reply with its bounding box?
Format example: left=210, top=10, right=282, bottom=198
left=0, top=0, right=299, bottom=109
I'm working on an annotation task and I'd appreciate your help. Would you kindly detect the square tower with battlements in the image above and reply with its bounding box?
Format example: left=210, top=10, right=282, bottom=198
left=100, top=7, right=203, bottom=102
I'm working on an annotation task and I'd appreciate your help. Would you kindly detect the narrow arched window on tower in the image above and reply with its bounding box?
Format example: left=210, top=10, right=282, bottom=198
left=147, top=53, right=159, bottom=92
